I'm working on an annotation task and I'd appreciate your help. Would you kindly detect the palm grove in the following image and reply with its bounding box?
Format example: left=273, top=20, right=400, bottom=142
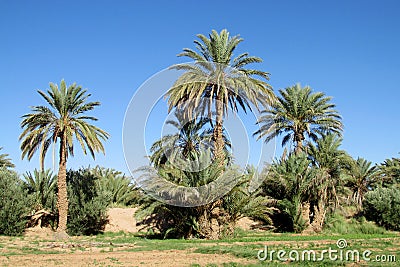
left=0, top=29, right=399, bottom=238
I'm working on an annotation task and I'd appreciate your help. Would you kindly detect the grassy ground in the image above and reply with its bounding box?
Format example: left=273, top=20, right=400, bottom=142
left=0, top=230, right=399, bottom=266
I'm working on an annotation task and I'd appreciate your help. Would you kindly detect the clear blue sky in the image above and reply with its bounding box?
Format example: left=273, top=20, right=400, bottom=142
left=1, top=0, right=399, bottom=175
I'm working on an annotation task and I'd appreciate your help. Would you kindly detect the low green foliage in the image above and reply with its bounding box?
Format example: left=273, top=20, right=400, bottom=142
left=265, top=153, right=317, bottom=233
left=0, top=147, right=15, bottom=168
left=90, top=166, right=141, bottom=207
left=23, top=169, right=57, bottom=212
left=0, top=168, right=30, bottom=236
left=66, top=168, right=110, bottom=235
left=135, top=156, right=226, bottom=239
left=323, top=213, right=386, bottom=235
left=363, top=186, right=400, bottom=231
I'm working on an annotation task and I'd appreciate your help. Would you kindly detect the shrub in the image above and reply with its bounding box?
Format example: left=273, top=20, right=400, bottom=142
left=0, top=168, right=30, bottom=235
left=23, top=169, right=57, bottom=227
left=90, top=166, right=141, bottom=207
left=135, top=160, right=223, bottom=239
left=323, top=213, right=386, bottom=235
left=66, top=168, right=110, bottom=235
left=23, top=169, right=57, bottom=212
left=363, top=186, right=400, bottom=231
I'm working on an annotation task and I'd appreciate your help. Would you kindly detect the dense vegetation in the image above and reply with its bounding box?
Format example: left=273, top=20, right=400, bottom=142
left=0, top=168, right=29, bottom=235
left=0, top=29, right=399, bottom=240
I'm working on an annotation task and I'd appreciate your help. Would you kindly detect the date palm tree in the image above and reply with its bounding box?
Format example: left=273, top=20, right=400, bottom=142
left=167, top=29, right=274, bottom=164
left=23, top=169, right=57, bottom=212
left=346, top=157, right=378, bottom=210
left=20, top=80, right=109, bottom=233
left=0, top=147, right=15, bottom=168
left=254, top=83, right=343, bottom=154
left=307, top=133, right=352, bottom=231
left=150, top=109, right=231, bottom=169
left=308, top=133, right=351, bottom=207
left=377, top=157, right=400, bottom=187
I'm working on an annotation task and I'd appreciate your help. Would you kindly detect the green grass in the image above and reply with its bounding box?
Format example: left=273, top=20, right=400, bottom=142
left=0, top=230, right=398, bottom=266
left=192, top=235, right=400, bottom=266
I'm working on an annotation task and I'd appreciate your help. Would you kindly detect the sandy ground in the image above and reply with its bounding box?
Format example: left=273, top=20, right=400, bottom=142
left=0, top=250, right=256, bottom=267
left=0, top=208, right=260, bottom=267
left=103, top=207, right=257, bottom=233
left=104, top=207, right=139, bottom=233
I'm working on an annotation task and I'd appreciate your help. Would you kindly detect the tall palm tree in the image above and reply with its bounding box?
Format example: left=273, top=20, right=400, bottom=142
left=0, top=147, right=15, bottom=168
left=20, top=80, right=109, bottom=233
left=346, top=157, right=377, bottom=210
left=254, top=83, right=343, bottom=154
left=167, top=29, right=274, bottom=163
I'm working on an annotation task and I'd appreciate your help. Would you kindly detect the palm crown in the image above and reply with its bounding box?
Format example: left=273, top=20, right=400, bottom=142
left=0, top=147, right=15, bottom=168
left=20, top=80, right=109, bottom=168
left=167, top=29, right=274, bottom=162
left=254, top=83, right=343, bottom=153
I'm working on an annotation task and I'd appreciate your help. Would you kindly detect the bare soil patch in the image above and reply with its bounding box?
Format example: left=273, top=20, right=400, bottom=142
left=104, top=207, right=139, bottom=233
left=0, top=250, right=256, bottom=267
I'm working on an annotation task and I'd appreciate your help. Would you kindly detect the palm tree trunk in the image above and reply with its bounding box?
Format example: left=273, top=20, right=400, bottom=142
left=213, top=95, right=224, bottom=165
left=40, top=154, right=44, bottom=172
left=199, top=96, right=225, bottom=239
left=295, top=132, right=304, bottom=154
left=308, top=200, right=326, bottom=233
left=300, top=201, right=311, bottom=227
left=57, top=133, right=68, bottom=233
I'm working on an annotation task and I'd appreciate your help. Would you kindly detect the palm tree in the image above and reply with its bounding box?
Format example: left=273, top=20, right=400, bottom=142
left=0, top=147, right=15, bottom=168
left=20, top=80, right=109, bottom=233
left=23, top=169, right=57, bottom=212
left=23, top=169, right=57, bottom=227
left=167, top=29, right=274, bottom=163
left=254, top=83, right=343, bottom=154
left=377, top=156, right=400, bottom=187
left=307, top=134, right=352, bottom=231
left=91, top=166, right=140, bottom=206
left=346, top=158, right=377, bottom=210
left=308, top=133, right=351, bottom=208
left=150, top=111, right=213, bottom=168
left=266, top=152, right=321, bottom=232
left=150, top=109, right=231, bottom=169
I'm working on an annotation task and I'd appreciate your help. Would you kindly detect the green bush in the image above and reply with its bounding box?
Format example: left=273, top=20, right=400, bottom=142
left=0, top=168, right=30, bottom=235
left=23, top=169, right=57, bottom=212
left=66, top=168, right=110, bottom=235
left=323, top=213, right=386, bottom=235
left=23, top=169, right=57, bottom=228
left=363, top=186, right=400, bottom=231
left=90, top=166, right=141, bottom=207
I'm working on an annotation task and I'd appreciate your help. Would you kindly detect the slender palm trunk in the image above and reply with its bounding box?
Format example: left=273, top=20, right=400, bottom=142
left=40, top=155, right=44, bottom=172
left=213, top=95, right=224, bottom=165
left=57, top=133, right=68, bottom=232
left=295, top=132, right=304, bottom=154
left=198, top=93, right=225, bottom=239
